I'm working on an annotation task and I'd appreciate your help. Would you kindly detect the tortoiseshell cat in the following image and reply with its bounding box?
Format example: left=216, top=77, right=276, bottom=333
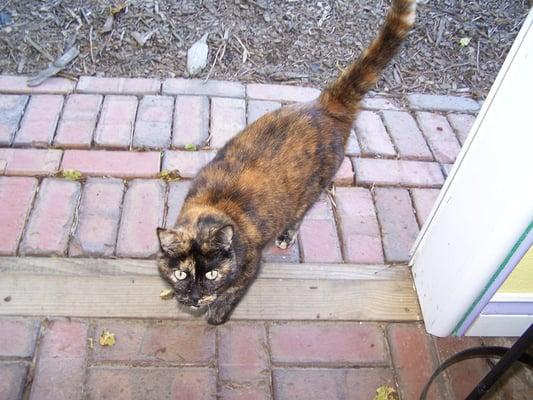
left=157, top=0, right=416, bottom=324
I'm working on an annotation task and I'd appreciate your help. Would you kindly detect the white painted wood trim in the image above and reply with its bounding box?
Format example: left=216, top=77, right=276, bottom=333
left=409, top=10, right=533, bottom=337
left=466, top=314, right=533, bottom=337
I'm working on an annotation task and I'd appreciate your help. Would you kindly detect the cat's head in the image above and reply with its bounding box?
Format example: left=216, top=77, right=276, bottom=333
left=156, top=214, right=240, bottom=311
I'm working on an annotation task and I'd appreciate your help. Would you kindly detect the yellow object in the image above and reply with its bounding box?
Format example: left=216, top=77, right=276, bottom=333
left=498, top=245, right=533, bottom=294
left=99, top=329, right=116, bottom=347
left=373, top=386, right=398, bottom=400
left=159, top=289, right=175, bottom=300
left=60, top=169, right=82, bottom=180
left=158, top=170, right=181, bottom=182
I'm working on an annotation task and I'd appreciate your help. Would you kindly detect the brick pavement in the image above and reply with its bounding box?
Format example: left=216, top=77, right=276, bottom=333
left=0, top=76, right=528, bottom=399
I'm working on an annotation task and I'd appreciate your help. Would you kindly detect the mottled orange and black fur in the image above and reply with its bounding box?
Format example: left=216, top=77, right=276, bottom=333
left=157, top=0, right=416, bottom=324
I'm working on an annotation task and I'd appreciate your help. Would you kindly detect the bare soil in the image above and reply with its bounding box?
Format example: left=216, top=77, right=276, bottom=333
left=0, top=0, right=529, bottom=98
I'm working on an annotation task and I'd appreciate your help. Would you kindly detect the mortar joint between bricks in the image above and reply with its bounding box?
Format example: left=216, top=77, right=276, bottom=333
left=15, top=176, right=43, bottom=256
left=21, top=318, right=48, bottom=400
left=111, top=179, right=129, bottom=258
left=328, top=185, right=348, bottom=263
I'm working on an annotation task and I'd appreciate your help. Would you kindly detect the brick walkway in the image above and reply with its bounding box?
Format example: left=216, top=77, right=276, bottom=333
left=0, top=75, right=530, bottom=399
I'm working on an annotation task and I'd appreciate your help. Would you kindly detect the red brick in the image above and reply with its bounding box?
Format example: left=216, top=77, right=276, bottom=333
left=116, top=179, right=165, bottom=258
left=142, top=324, right=215, bottom=364
left=0, top=95, right=28, bottom=145
left=387, top=324, right=444, bottom=400
left=163, top=150, right=216, bottom=178
left=54, top=94, right=102, bottom=148
left=447, top=113, right=475, bottom=145
left=165, top=180, right=192, bottom=228
left=210, top=97, right=246, bottom=148
left=354, top=111, right=396, bottom=157
left=299, top=196, right=342, bottom=263
left=332, top=157, right=354, bottom=185
left=77, top=76, right=160, bottom=95
left=247, top=100, right=281, bottom=124
left=13, top=95, right=63, bottom=147
left=299, top=219, right=342, bottom=263
left=0, top=75, right=75, bottom=94
left=434, top=337, right=493, bottom=400
left=374, top=188, right=419, bottom=263
left=334, top=187, right=383, bottom=263
left=304, top=194, right=334, bottom=220
left=273, top=368, right=395, bottom=400
left=247, top=83, right=320, bottom=102
left=61, top=150, right=160, bottom=178
left=30, top=320, right=87, bottom=400
left=0, top=362, right=28, bottom=400
left=173, top=96, right=209, bottom=148
left=345, top=129, right=361, bottom=156
left=19, top=179, right=80, bottom=256
left=218, top=323, right=269, bottom=382
left=408, top=93, right=479, bottom=112
left=91, top=320, right=216, bottom=364
left=269, top=322, right=387, bottom=365
left=69, top=178, right=124, bottom=257
left=0, top=148, right=62, bottom=176
left=86, top=367, right=216, bottom=400
left=382, top=110, right=433, bottom=160
left=0, top=318, right=40, bottom=357
left=411, top=188, right=440, bottom=227
left=416, top=112, right=461, bottom=163
left=94, top=95, right=138, bottom=149
left=353, top=158, right=444, bottom=187
left=133, top=95, right=173, bottom=149
left=219, top=384, right=271, bottom=400
left=361, top=96, right=400, bottom=110
left=262, top=240, right=300, bottom=263
left=163, top=78, right=244, bottom=97
left=0, top=177, right=37, bottom=255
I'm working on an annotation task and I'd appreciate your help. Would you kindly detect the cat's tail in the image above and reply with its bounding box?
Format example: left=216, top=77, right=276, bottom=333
left=319, top=0, right=416, bottom=116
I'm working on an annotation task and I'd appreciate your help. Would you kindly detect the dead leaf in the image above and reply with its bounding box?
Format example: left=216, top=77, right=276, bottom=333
left=132, top=30, right=156, bottom=47
left=187, top=33, right=209, bottom=76
left=60, top=169, right=83, bottom=181
left=373, top=386, right=398, bottom=400
left=27, top=46, right=79, bottom=87
left=99, top=329, right=116, bottom=347
left=101, top=15, right=114, bottom=33
left=184, top=143, right=197, bottom=151
left=159, top=289, right=175, bottom=300
left=110, top=2, right=128, bottom=16
left=159, top=170, right=181, bottom=182
left=88, top=337, right=94, bottom=350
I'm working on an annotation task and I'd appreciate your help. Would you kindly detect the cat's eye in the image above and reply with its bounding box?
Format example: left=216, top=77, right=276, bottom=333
left=205, top=270, right=218, bottom=280
left=173, top=270, right=187, bottom=280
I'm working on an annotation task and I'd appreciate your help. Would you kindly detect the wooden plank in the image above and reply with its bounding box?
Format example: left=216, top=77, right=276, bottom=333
left=0, top=273, right=420, bottom=321
left=0, top=257, right=410, bottom=281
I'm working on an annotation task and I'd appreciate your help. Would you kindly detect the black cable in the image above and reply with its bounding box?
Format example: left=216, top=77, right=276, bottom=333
left=420, top=341, right=533, bottom=400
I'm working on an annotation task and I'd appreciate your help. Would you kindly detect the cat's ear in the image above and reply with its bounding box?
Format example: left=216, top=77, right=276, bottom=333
left=157, top=227, right=189, bottom=255
left=215, top=224, right=233, bottom=250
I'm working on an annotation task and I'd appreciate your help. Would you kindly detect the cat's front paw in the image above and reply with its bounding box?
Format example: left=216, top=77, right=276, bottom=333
left=206, top=301, right=233, bottom=325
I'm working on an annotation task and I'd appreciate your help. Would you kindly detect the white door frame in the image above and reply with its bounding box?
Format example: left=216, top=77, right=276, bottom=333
left=409, top=10, right=533, bottom=337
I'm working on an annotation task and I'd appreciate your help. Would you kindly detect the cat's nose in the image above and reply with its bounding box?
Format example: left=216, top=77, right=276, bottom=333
left=190, top=291, right=200, bottom=304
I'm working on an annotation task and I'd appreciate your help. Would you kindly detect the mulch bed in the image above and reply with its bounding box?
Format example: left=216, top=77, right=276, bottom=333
left=0, top=0, right=529, bottom=98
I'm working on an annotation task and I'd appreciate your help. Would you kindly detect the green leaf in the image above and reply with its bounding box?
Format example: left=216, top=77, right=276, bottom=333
left=60, top=169, right=82, bottom=180
left=184, top=143, right=197, bottom=151
left=459, top=37, right=471, bottom=47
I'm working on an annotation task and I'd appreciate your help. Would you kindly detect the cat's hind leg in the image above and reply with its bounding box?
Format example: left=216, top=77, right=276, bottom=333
left=275, top=221, right=301, bottom=249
